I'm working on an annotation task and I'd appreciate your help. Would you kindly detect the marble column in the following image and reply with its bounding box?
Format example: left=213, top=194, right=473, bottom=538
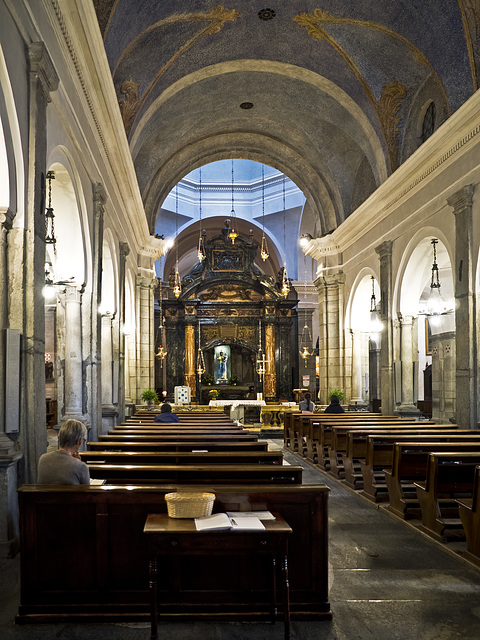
left=264, top=323, right=276, bottom=400
left=63, top=285, right=85, bottom=421
left=395, top=315, right=420, bottom=417
left=101, top=313, right=117, bottom=427
left=136, top=276, right=157, bottom=401
left=350, top=329, right=364, bottom=405
left=314, top=272, right=345, bottom=404
left=0, top=207, right=15, bottom=452
left=117, top=242, right=130, bottom=421
left=184, top=323, right=196, bottom=398
left=448, top=185, right=476, bottom=428
left=375, top=241, right=394, bottom=415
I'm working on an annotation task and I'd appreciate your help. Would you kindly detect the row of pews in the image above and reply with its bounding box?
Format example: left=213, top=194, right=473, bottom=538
left=16, top=409, right=331, bottom=624
left=285, top=411, right=480, bottom=564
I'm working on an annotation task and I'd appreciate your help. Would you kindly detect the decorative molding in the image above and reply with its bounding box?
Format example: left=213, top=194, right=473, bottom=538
left=447, top=184, right=474, bottom=215
left=0, top=207, right=15, bottom=231
left=28, top=41, right=59, bottom=103
left=139, top=235, right=169, bottom=261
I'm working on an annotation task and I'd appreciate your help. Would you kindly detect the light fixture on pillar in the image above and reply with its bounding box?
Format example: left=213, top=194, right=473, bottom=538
left=256, top=319, right=268, bottom=378
left=228, top=159, right=238, bottom=244
left=45, top=170, right=57, bottom=253
left=421, top=239, right=454, bottom=316
left=196, top=321, right=205, bottom=376
left=369, top=276, right=383, bottom=335
left=299, top=256, right=313, bottom=366
left=280, top=173, right=290, bottom=297
left=260, top=164, right=269, bottom=261
left=155, top=278, right=167, bottom=363
left=173, top=184, right=181, bottom=298
left=197, top=167, right=205, bottom=262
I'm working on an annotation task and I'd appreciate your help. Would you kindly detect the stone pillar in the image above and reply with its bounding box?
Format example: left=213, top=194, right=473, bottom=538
left=396, top=315, right=420, bottom=417
left=350, top=329, right=364, bottom=405
left=184, top=323, right=196, bottom=398
left=375, top=241, right=394, bottom=415
left=0, top=208, right=15, bottom=452
left=448, top=185, right=476, bottom=428
left=85, top=183, right=105, bottom=440
left=117, top=242, right=130, bottom=421
left=63, top=285, right=85, bottom=421
left=264, top=323, right=276, bottom=400
left=136, top=276, right=157, bottom=401
left=314, top=272, right=345, bottom=404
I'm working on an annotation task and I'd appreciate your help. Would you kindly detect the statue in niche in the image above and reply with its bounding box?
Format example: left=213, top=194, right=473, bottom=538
left=214, top=345, right=231, bottom=384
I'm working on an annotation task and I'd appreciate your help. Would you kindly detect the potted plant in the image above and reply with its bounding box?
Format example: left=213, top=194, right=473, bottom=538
left=208, top=389, right=219, bottom=401
left=142, top=388, right=159, bottom=409
left=328, top=389, right=345, bottom=404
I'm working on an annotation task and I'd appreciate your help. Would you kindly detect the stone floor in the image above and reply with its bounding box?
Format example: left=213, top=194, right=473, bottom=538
left=2, top=440, right=480, bottom=639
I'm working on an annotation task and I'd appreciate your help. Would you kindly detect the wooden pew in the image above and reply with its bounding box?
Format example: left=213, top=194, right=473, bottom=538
left=101, top=433, right=259, bottom=442
left=88, top=440, right=269, bottom=452
left=385, top=440, right=480, bottom=518
left=17, top=484, right=331, bottom=622
left=342, top=426, right=466, bottom=488
left=414, top=452, right=480, bottom=542
left=114, top=424, right=243, bottom=432
left=87, top=463, right=303, bottom=484
left=360, top=432, right=474, bottom=502
left=457, top=465, right=480, bottom=563
left=80, top=450, right=284, bottom=465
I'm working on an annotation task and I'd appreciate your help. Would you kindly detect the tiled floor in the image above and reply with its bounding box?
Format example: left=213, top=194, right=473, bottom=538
left=2, top=440, right=480, bottom=639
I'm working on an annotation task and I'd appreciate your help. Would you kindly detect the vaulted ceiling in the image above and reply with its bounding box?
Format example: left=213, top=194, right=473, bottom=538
left=93, top=1, right=479, bottom=234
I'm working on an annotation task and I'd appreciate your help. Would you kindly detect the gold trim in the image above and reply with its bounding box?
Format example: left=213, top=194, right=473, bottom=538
left=458, top=0, right=479, bottom=91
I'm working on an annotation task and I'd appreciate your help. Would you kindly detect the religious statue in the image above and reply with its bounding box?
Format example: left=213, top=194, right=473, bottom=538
left=217, top=350, right=228, bottom=382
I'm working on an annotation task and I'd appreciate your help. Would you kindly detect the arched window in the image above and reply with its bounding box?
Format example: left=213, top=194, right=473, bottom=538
left=421, top=102, right=436, bottom=143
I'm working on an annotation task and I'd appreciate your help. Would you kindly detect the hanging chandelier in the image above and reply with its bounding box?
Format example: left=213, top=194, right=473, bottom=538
left=256, top=319, right=268, bottom=377
left=260, top=164, right=269, bottom=261
left=197, top=167, right=205, bottom=262
left=196, top=321, right=205, bottom=376
left=155, top=278, right=167, bottom=362
left=173, top=184, right=181, bottom=297
left=281, top=173, right=289, bottom=297
left=420, top=239, right=454, bottom=316
left=45, top=170, right=57, bottom=252
left=228, top=159, right=238, bottom=244
left=299, top=256, right=313, bottom=366
left=369, top=276, right=383, bottom=335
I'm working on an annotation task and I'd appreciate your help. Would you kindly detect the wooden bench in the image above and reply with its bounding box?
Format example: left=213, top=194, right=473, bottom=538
left=457, top=465, right=480, bottom=563
left=80, top=450, right=284, bottom=465
left=360, top=432, right=474, bottom=502
left=112, top=426, right=245, bottom=434
left=414, top=452, right=480, bottom=542
left=385, top=439, right=480, bottom=519
left=87, top=463, right=303, bottom=484
left=16, top=484, right=331, bottom=622
left=88, top=440, right=269, bottom=452
left=342, top=426, right=465, bottom=488
left=101, top=432, right=259, bottom=442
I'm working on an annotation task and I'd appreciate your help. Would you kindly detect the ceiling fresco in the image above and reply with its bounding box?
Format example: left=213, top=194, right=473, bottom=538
left=92, top=1, right=480, bottom=233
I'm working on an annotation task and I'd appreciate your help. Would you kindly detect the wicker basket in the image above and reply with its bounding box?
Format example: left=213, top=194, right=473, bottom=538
left=165, top=492, right=215, bottom=518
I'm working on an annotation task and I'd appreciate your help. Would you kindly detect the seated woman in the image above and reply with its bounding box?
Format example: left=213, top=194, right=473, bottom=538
left=38, top=419, right=90, bottom=485
left=324, top=394, right=345, bottom=414
left=154, top=402, right=180, bottom=423
left=299, top=392, right=315, bottom=413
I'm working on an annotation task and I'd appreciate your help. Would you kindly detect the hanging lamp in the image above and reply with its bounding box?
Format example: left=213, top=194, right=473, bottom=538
left=280, top=174, right=290, bottom=297
left=256, top=319, right=268, bottom=378
left=196, top=321, right=205, bottom=376
left=173, top=185, right=181, bottom=297
left=421, top=239, right=454, bottom=316
left=155, top=277, right=167, bottom=362
left=369, top=276, right=383, bottom=335
left=228, top=159, right=238, bottom=244
left=299, top=255, right=313, bottom=366
left=45, top=170, right=57, bottom=252
left=197, top=167, right=205, bottom=262
left=260, top=165, right=269, bottom=261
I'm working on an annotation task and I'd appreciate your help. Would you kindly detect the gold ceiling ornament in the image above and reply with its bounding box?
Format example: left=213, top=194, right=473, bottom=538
left=281, top=173, right=290, bottom=297
left=228, top=159, right=238, bottom=244
left=197, top=167, right=206, bottom=262
left=260, top=164, right=269, bottom=261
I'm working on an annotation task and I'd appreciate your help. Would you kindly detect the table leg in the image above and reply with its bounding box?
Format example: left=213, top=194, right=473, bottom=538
left=281, top=554, right=290, bottom=640
left=149, top=556, right=158, bottom=640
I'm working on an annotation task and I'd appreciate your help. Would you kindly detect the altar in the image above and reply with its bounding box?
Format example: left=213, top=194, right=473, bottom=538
left=209, top=399, right=266, bottom=424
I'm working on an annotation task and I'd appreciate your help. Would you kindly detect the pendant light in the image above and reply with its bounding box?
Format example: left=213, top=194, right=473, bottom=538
left=45, top=170, right=57, bottom=253
left=197, top=167, right=205, bottom=262
left=369, top=276, right=383, bottom=336
left=228, top=159, right=238, bottom=244
left=260, top=164, right=269, bottom=261
left=155, top=276, right=167, bottom=363
left=421, top=239, right=454, bottom=316
left=280, top=173, right=290, bottom=297
left=173, top=184, right=181, bottom=298
left=299, top=255, right=313, bottom=366
left=196, top=321, right=205, bottom=376
left=256, top=319, right=268, bottom=378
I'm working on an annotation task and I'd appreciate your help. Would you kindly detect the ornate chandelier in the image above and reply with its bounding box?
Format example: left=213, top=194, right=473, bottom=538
left=260, top=164, right=269, bottom=261
left=228, top=159, right=238, bottom=244
left=196, top=321, right=205, bottom=376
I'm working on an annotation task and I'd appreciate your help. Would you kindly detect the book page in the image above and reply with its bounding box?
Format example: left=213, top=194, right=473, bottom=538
left=229, top=516, right=265, bottom=531
left=226, top=511, right=275, bottom=520
left=195, top=513, right=231, bottom=531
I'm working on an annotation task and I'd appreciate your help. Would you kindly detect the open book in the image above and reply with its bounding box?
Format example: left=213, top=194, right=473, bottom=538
left=195, top=512, right=266, bottom=532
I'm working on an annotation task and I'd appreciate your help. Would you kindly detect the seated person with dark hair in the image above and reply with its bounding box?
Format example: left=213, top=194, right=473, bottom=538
left=324, top=394, right=345, bottom=414
left=38, top=419, right=90, bottom=485
left=299, top=392, right=314, bottom=413
left=154, top=402, right=180, bottom=423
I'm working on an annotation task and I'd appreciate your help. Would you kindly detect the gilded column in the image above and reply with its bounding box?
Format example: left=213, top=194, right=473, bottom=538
left=375, top=241, right=394, bottom=415
left=448, top=185, right=476, bottom=428
left=264, top=323, right=276, bottom=400
left=184, top=324, right=196, bottom=398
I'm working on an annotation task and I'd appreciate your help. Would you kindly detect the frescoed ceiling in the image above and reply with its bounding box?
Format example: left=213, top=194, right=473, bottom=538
left=92, top=1, right=479, bottom=233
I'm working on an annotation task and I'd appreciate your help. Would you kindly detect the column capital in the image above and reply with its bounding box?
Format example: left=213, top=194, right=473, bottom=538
left=93, top=182, right=107, bottom=211
left=375, top=240, right=393, bottom=261
left=447, top=185, right=474, bottom=215
left=120, top=241, right=130, bottom=260
left=0, top=207, right=15, bottom=231
left=28, top=42, right=59, bottom=103
left=136, top=274, right=158, bottom=290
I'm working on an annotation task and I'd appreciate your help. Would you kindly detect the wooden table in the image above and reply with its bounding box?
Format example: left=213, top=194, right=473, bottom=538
left=144, top=512, right=292, bottom=640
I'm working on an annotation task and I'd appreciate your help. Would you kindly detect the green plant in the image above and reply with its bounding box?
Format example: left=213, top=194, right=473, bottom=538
left=328, top=389, right=345, bottom=404
left=201, top=373, right=214, bottom=385
left=229, top=376, right=239, bottom=385
left=208, top=389, right=219, bottom=399
left=141, top=389, right=159, bottom=404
